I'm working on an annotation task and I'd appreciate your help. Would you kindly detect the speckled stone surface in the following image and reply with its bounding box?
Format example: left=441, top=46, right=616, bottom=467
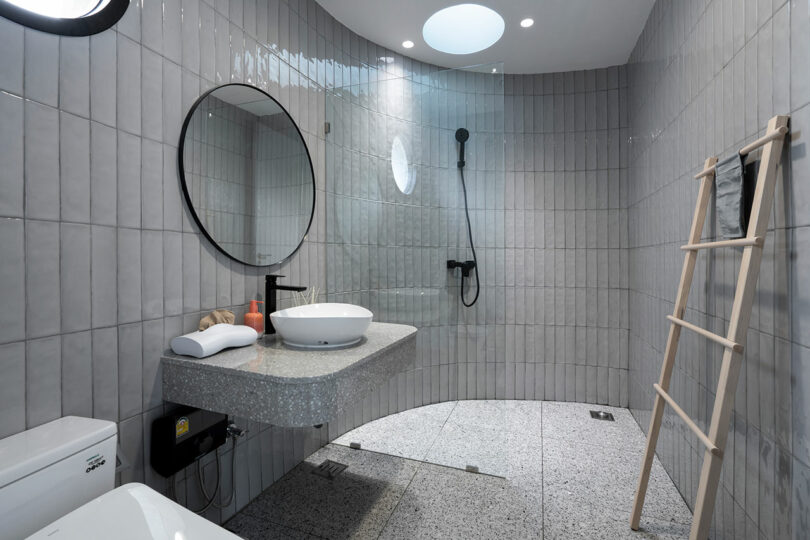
left=161, top=322, right=416, bottom=427
left=542, top=436, right=693, bottom=525
left=542, top=499, right=690, bottom=540
left=332, top=402, right=456, bottom=460
left=228, top=401, right=691, bottom=539
left=424, top=421, right=544, bottom=479
left=542, top=401, right=647, bottom=453
left=234, top=444, right=420, bottom=539
left=224, top=513, right=321, bottom=539
left=446, top=399, right=544, bottom=433
left=378, top=462, right=544, bottom=539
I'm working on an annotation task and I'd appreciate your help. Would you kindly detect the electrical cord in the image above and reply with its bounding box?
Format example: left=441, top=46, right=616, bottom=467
left=167, top=429, right=240, bottom=514
left=198, top=435, right=238, bottom=509
left=458, top=166, right=480, bottom=307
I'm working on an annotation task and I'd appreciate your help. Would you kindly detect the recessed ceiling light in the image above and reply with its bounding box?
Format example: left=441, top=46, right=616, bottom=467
left=402, top=40, right=414, bottom=49
left=520, top=18, right=534, bottom=28
left=422, top=4, right=504, bottom=55
left=491, top=68, right=497, bottom=73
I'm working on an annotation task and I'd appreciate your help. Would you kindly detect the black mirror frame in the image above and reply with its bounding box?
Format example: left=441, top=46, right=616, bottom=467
left=177, top=83, right=316, bottom=269
left=0, top=0, right=129, bottom=36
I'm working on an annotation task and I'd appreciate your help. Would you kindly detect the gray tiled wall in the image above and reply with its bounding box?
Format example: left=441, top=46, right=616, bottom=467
left=0, top=0, right=336, bottom=525
left=323, top=64, right=630, bottom=424
left=626, top=0, right=810, bottom=537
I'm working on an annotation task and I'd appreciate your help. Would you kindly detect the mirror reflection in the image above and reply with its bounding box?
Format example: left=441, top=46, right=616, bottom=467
left=180, top=84, right=315, bottom=267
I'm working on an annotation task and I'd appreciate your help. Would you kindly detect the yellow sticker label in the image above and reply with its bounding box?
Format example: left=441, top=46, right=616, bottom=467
left=175, top=417, right=189, bottom=438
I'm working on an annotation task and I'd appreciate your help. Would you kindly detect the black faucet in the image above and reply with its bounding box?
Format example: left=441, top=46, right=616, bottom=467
left=265, top=274, right=307, bottom=334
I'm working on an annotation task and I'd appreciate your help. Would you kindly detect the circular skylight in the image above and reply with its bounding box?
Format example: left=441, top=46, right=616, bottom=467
left=0, top=0, right=129, bottom=35
left=5, top=0, right=112, bottom=18
left=422, top=4, right=504, bottom=55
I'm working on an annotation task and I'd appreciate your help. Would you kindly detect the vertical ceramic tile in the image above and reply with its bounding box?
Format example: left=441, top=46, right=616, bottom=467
left=163, top=231, right=183, bottom=316
left=0, top=218, right=25, bottom=343
left=117, top=228, right=142, bottom=324
left=91, top=225, right=118, bottom=328
left=141, top=317, right=164, bottom=410
left=59, top=36, right=90, bottom=118
left=60, top=223, right=92, bottom=333
left=0, top=92, right=24, bottom=218
left=141, top=0, right=163, bottom=54
left=61, top=331, right=92, bottom=417
left=24, top=101, right=59, bottom=220
left=141, top=138, right=163, bottom=229
left=118, top=322, right=143, bottom=420
left=26, top=220, right=60, bottom=338
left=90, top=31, right=117, bottom=126
left=117, top=131, right=142, bottom=228
left=117, top=35, right=142, bottom=135
left=90, top=122, right=118, bottom=226
left=92, top=326, right=119, bottom=422
left=141, top=48, right=164, bottom=142
left=0, top=342, right=26, bottom=438
left=59, top=112, right=91, bottom=223
left=141, top=230, right=164, bottom=319
left=24, top=29, right=58, bottom=107
left=163, top=0, right=182, bottom=64
left=0, top=17, right=24, bottom=95
left=26, top=335, right=61, bottom=428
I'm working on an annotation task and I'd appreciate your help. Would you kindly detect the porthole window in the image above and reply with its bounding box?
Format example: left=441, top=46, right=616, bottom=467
left=391, top=135, right=416, bottom=195
left=0, top=0, right=129, bottom=36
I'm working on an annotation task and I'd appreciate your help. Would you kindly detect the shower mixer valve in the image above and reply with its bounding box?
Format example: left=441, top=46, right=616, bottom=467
left=447, top=259, right=477, bottom=277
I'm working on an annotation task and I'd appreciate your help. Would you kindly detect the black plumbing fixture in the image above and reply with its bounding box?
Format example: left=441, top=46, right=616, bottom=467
left=455, top=127, right=469, bottom=168
left=265, top=274, right=307, bottom=334
left=446, top=127, right=480, bottom=307
left=447, top=259, right=476, bottom=277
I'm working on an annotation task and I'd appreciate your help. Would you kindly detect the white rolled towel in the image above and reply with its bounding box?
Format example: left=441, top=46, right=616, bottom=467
left=170, top=323, right=258, bottom=358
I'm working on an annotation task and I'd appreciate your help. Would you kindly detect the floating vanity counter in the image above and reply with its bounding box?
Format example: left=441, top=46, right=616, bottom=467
left=161, top=322, right=416, bottom=428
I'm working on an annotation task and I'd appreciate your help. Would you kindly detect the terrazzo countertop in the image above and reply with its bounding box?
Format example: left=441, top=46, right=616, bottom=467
left=161, top=322, right=417, bottom=427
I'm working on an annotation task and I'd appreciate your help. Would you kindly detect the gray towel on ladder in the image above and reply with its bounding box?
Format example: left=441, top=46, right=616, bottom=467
left=715, top=153, right=746, bottom=238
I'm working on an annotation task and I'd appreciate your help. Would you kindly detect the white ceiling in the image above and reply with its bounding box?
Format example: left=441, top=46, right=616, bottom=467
left=316, top=0, right=655, bottom=74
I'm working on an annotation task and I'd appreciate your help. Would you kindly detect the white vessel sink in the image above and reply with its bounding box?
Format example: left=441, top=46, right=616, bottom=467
left=270, top=303, right=373, bottom=349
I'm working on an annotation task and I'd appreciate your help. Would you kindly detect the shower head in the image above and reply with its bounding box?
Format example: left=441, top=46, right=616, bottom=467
left=455, top=128, right=469, bottom=168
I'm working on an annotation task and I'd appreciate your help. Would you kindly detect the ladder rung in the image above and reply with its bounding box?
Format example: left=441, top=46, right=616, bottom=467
left=694, top=126, right=789, bottom=178
left=653, top=384, right=723, bottom=457
left=666, top=315, right=744, bottom=353
left=681, top=236, right=763, bottom=251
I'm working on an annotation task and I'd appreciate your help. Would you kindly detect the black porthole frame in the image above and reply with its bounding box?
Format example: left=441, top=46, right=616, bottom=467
left=0, top=0, right=129, bottom=36
left=177, top=83, right=317, bottom=269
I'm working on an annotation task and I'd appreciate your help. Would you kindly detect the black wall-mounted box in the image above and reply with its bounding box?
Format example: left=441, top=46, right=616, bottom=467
left=150, top=406, right=228, bottom=477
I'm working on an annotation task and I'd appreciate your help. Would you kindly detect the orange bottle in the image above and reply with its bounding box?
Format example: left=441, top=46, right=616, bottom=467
left=244, top=300, right=264, bottom=334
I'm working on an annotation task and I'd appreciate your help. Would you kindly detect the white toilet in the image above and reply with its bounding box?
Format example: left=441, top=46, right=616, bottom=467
left=0, top=416, right=240, bottom=539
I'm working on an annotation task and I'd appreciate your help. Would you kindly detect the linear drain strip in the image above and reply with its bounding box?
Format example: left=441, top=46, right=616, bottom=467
left=312, top=459, right=348, bottom=479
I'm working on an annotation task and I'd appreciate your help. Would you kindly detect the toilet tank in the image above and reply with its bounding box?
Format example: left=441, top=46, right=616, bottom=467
left=0, top=416, right=116, bottom=540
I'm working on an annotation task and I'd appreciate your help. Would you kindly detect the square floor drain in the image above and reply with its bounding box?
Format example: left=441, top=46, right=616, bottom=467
left=312, top=459, right=348, bottom=479
left=589, top=410, right=615, bottom=421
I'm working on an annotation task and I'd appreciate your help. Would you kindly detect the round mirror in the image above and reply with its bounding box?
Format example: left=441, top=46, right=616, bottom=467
left=179, top=84, right=315, bottom=267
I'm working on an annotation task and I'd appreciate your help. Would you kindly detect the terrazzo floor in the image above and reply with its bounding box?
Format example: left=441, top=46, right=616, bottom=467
left=225, top=401, right=692, bottom=539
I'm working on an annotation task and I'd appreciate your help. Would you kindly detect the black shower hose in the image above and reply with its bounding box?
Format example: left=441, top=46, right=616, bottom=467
left=459, top=166, right=480, bottom=307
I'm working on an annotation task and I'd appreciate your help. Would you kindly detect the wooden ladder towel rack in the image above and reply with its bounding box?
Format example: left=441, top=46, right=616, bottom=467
left=629, top=114, right=789, bottom=540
